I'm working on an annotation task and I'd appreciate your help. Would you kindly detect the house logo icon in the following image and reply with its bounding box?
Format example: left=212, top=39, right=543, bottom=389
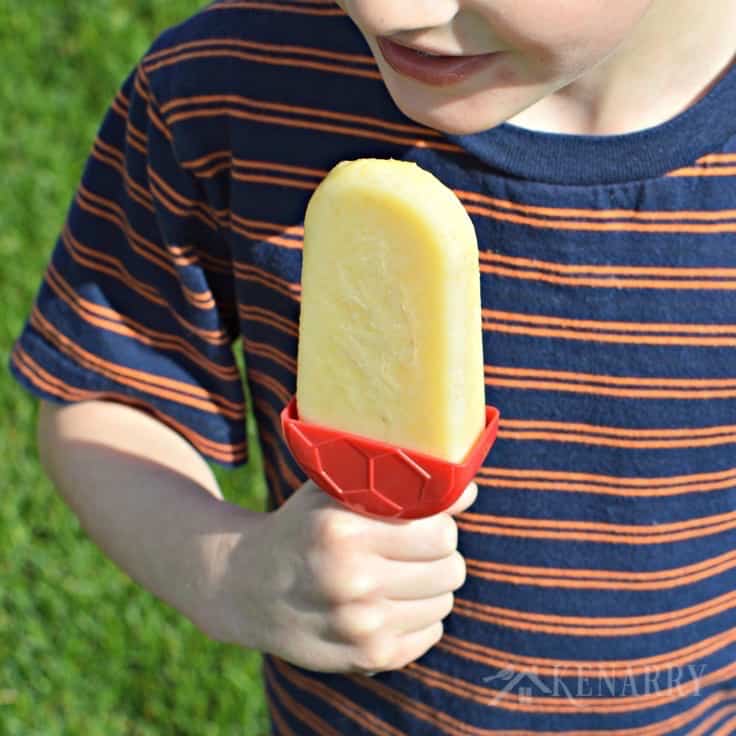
left=482, top=667, right=581, bottom=706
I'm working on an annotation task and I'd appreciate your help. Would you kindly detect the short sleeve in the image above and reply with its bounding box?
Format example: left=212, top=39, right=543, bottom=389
left=9, top=62, right=248, bottom=467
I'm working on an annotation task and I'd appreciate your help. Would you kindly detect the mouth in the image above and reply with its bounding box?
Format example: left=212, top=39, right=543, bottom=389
left=376, top=37, right=500, bottom=87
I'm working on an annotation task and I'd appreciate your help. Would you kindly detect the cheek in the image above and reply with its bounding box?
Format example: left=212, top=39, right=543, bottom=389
left=490, top=1, right=653, bottom=76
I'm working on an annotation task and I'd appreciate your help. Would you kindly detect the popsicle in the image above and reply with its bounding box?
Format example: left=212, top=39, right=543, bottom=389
left=281, top=158, right=499, bottom=518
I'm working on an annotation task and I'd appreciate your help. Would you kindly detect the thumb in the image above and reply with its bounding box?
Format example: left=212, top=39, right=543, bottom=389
left=443, top=481, right=478, bottom=516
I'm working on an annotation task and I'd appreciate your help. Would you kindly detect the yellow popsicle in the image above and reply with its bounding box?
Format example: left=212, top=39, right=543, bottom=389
left=296, top=158, right=485, bottom=463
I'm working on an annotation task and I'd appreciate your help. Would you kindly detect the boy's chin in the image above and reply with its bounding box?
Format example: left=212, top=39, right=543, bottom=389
left=391, top=96, right=508, bottom=136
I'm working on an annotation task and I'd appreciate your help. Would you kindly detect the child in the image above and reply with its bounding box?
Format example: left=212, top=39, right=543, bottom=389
left=11, top=0, right=736, bottom=732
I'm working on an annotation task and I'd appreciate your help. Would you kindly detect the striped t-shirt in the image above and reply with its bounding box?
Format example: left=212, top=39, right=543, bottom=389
left=11, top=1, right=736, bottom=733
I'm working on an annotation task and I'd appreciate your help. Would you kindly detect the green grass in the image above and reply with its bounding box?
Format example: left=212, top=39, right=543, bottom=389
left=1, top=3, right=271, bottom=733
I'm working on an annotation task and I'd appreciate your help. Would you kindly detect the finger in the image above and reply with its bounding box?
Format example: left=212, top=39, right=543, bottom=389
left=322, top=592, right=454, bottom=644
left=363, top=512, right=458, bottom=562
left=378, top=552, right=466, bottom=600
left=388, top=621, right=445, bottom=670
left=387, top=593, right=455, bottom=635
left=350, top=621, right=444, bottom=675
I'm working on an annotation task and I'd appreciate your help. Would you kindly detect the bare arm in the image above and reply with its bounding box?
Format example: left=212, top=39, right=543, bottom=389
left=36, top=399, right=262, bottom=642
left=37, top=397, right=473, bottom=675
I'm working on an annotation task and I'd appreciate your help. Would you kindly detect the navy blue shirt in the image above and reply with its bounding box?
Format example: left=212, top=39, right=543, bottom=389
left=11, top=1, right=736, bottom=732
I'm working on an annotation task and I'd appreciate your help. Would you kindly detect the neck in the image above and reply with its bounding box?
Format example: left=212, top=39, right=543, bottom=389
left=509, top=0, right=736, bottom=135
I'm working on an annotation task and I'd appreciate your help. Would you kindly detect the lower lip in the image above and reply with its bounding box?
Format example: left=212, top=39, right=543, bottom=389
left=377, top=37, right=499, bottom=87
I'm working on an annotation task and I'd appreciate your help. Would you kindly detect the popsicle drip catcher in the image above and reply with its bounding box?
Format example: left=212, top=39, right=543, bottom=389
left=281, top=397, right=500, bottom=519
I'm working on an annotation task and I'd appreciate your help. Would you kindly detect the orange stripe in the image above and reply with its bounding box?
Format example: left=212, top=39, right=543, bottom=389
left=165, top=105, right=462, bottom=153
left=94, top=136, right=154, bottom=207
left=260, top=427, right=305, bottom=492
left=229, top=213, right=304, bottom=248
left=244, top=338, right=297, bottom=373
left=404, top=658, right=730, bottom=715
left=437, top=627, right=736, bottom=677
left=12, top=345, right=246, bottom=464
left=465, top=202, right=736, bottom=234
left=464, top=548, right=736, bottom=588
left=480, top=262, right=736, bottom=291
left=17, top=345, right=246, bottom=461
left=479, top=252, right=736, bottom=278
left=136, top=66, right=173, bottom=143
left=248, top=369, right=292, bottom=405
left=45, top=265, right=236, bottom=382
left=147, top=178, right=220, bottom=237
left=487, top=374, right=736, bottom=399
left=270, top=657, right=410, bottom=736
left=61, top=227, right=231, bottom=346
left=232, top=171, right=316, bottom=191
left=501, top=416, right=736, bottom=438
left=498, top=418, right=736, bottom=450
left=253, top=396, right=287, bottom=430
left=144, top=46, right=382, bottom=80
left=146, top=165, right=218, bottom=230
left=183, top=154, right=329, bottom=180
left=144, top=36, right=375, bottom=67
left=458, top=511, right=736, bottom=548
left=477, top=471, right=736, bottom=498
left=76, top=186, right=188, bottom=273
left=162, top=95, right=438, bottom=138
left=263, top=659, right=344, bottom=736
left=453, top=588, right=736, bottom=636
left=374, top=662, right=720, bottom=736
left=459, top=517, right=736, bottom=547
left=133, top=69, right=150, bottom=103
left=668, top=167, right=736, bottom=177
left=148, top=174, right=220, bottom=234
left=124, top=132, right=147, bottom=157
left=488, top=364, right=736, bottom=388
left=458, top=188, right=736, bottom=223
left=272, top=653, right=736, bottom=736
left=240, top=304, right=299, bottom=338
left=264, top=462, right=286, bottom=506
left=461, top=507, right=736, bottom=538
left=486, top=365, right=736, bottom=402
left=29, top=308, right=244, bottom=419
left=127, top=119, right=148, bottom=145
left=498, top=426, right=736, bottom=450
left=76, top=181, right=220, bottom=300
left=45, top=267, right=225, bottom=373
left=485, top=309, right=736, bottom=335
left=484, top=321, right=736, bottom=349
left=74, top=190, right=230, bottom=330
left=690, top=705, right=736, bottom=736
left=232, top=214, right=303, bottom=237
left=90, top=143, right=156, bottom=214
left=235, top=262, right=302, bottom=301
left=698, top=153, right=736, bottom=164
left=713, top=715, right=736, bottom=736
left=111, top=97, right=129, bottom=121
left=479, top=464, right=736, bottom=490
left=61, top=225, right=162, bottom=303
left=263, top=691, right=298, bottom=736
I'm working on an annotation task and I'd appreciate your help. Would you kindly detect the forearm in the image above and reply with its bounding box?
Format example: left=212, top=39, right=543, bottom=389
left=36, top=399, right=261, bottom=641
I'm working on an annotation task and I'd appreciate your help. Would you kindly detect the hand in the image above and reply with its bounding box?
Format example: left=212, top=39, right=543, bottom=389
left=213, top=479, right=477, bottom=676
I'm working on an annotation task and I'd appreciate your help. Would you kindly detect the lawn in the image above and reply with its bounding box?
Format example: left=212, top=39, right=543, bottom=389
left=1, top=2, right=271, bottom=733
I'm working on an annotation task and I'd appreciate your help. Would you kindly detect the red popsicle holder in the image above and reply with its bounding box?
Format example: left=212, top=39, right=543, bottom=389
left=280, top=396, right=500, bottom=519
